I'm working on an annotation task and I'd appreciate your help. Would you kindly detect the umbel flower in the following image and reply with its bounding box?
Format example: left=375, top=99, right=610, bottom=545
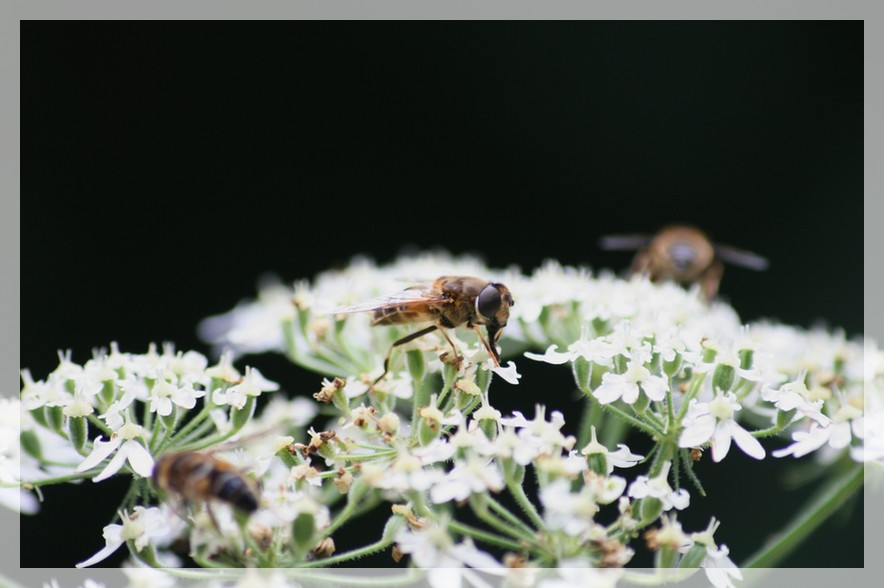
left=17, top=251, right=874, bottom=579
left=74, top=419, right=154, bottom=482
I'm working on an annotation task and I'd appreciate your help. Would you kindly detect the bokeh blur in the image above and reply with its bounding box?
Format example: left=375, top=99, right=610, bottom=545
left=21, top=21, right=862, bottom=568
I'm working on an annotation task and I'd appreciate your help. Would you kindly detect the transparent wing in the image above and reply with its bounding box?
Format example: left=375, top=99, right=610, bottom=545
left=599, top=234, right=653, bottom=251
left=331, top=286, right=445, bottom=316
left=714, top=244, right=770, bottom=271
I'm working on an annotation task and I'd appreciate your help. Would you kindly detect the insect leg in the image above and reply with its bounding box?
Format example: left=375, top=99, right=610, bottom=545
left=374, top=324, right=439, bottom=384
left=470, top=325, right=500, bottom=367
left=206, top=501, right=222, bottom=532
left=699, top=260, right=724, bottom=301
left=435, top=321, right=462, bottom=369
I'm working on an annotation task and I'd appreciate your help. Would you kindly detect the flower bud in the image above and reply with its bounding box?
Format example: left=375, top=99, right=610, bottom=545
left=702, top=347, right=717, bottom=363
left=382, top=513, right=407, bottom=542
left=678, top=543, right=707, bottom=569
left=377, top=412, right=400, bottom=435
left=20, top=430, right=42, bottom=461
left=475, top=366, right=493, bottom=395
left=417, top=418, right=439, bottom=446
left=67, top=415, right=88, bottom=453
left=638, top=497, right=663, bottom=526
left=29, top=408, right=48, bottom=429
left=662, top=354, right=683, bottom=378
left=99, top=381, right=116, bottom=407
left=712, top=364, right=735, bottom=392
left=160, top=406, right=178, bottom=430
left=587, top=453, right=609, bottom=477
left=572, top=356, right=591, bottom=392
left=231, top=395, right=256, bottom=433
left=738, top=348, right=754, bottom=370
left=776, top=407, right=797, bottom=430
left=478, top=417, right=496, bottom=440
left=45, top=405, right=64, bottom=435
left=655, top=543, right=679, bottom=569
left=292, top=512, right=316, bottom=556
left=276, top=444, right=300, bottom=468
left=633, top=389, right=651, bottom=412
left=406, top=349, right=425, bottom=383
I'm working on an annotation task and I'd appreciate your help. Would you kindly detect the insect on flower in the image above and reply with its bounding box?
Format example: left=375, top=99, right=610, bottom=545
left=152, top=450, right=260, bottom=526
left=599, top=224, right=769, bottom=300
left=334, top=276, right=515, bottom=382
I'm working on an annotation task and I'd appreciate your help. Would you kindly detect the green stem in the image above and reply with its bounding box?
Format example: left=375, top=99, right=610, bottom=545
left=486, top=495, right=536, bottom=537
left=318, top=494, right=365, bottom=541
left=21, top=470, right=101, bottom=487
left=298, top=534, right=394, bottom=567
left=665, top=378, right=677, bottom=433
left=170, top=418, right=216, bottom=449
left=334, top=450, right=397, bottom=462
left=742, top=461, right=864, bottom=568
left=409, top=378, right=427, bottom=445
left=750, top=424, right=786, bottom=438
left=575, top=395, right=600, bottom=450
left=167, top=400, right=215, bottom=445
left=447, top=519, right=524, bottom=551
left=470, top=495, right=536, bottom=542
left=87, top=414, right=114, bottom=437
left=602, top=401, right=663, bottom=438
left=171, top=429, right=238, bottom=453
left=578, top=382, right=663, bottom=438
left=508, top=480, right=545, bottom=531
left=677, top=372, right=706, bottom=421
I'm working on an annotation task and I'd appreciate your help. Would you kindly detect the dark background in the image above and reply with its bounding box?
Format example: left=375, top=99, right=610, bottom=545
left=21, top=22, right=863, bottom=568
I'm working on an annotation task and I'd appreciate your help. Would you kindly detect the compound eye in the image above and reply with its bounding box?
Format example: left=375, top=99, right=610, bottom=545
left=476, top=284, right=502, bottom=322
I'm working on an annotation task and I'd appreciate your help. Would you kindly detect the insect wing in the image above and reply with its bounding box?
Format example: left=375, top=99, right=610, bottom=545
left=332, top=286, right=447, bottom=317
left=599, top=234, right=653, bottom=251
left=714, top=243, right=770, bottom=271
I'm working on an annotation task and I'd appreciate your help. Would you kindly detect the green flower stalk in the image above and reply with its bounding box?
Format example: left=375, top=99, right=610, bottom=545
left=12, top=251, right=878, bottom=588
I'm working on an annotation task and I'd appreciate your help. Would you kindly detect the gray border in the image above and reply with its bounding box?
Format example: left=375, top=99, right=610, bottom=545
left=3, top=1, right=21, bottom=586
left=8, top=1, right=877, bottom=587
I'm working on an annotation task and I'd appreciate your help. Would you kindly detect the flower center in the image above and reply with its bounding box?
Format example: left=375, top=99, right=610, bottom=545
left=626, top=364, right=650, bottom=384
left=118, top=421, right=144, bottom=440
left=708, top=395, right=734, bottom=421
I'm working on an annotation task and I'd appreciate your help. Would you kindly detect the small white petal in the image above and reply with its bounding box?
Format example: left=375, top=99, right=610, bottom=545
left=731, top=425, right=766, bottom=460
left=679, top=414, right=716, bottom=448
left=124, top=440, right=156, bottom=478
left=772, top=425, right=830, bottom=458
left=152, top=397, right=173, bottom=416
left=620, top=382, right=640, bottom=405
left=641, top=375, right=668, bottom=402
left=75, top=436, right=121, bottom=473
left=594, top=376, right=627, bottom=404
left=710, top=421, right=734, bottom=463
left=449, top=541, right=505, bottom=569
left=668, top=488, right=691, bottom=510
left=524, top=345, right=573, bottom=365
left=76, top=526, right=123, bottom=568
left=829, top=422, right=852, bottom=449
left=492, top=361, right=521, bottom=385
left=93, top=447, right=128, bottom=482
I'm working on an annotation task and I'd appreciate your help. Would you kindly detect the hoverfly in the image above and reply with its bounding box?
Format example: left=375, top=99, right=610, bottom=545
left=152, top=450, right=260, bottom=527
left=600, top=224, right=769, bottom=300
left=334, top=276, right=515, bottom=382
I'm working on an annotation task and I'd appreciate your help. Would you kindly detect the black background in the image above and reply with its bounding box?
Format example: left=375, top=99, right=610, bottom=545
left=21, top=22, right=862, bottom=568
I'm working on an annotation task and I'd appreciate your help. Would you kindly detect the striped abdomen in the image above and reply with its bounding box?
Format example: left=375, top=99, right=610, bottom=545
left=153, top=451, right=259, bottom=514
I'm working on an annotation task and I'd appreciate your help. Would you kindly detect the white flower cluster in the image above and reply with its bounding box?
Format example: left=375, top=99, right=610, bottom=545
left=14, top=343, right=323, bottom=568
left=202, top=253, right=875, bottom=467
left=17, top=251, right=874, bottom=583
